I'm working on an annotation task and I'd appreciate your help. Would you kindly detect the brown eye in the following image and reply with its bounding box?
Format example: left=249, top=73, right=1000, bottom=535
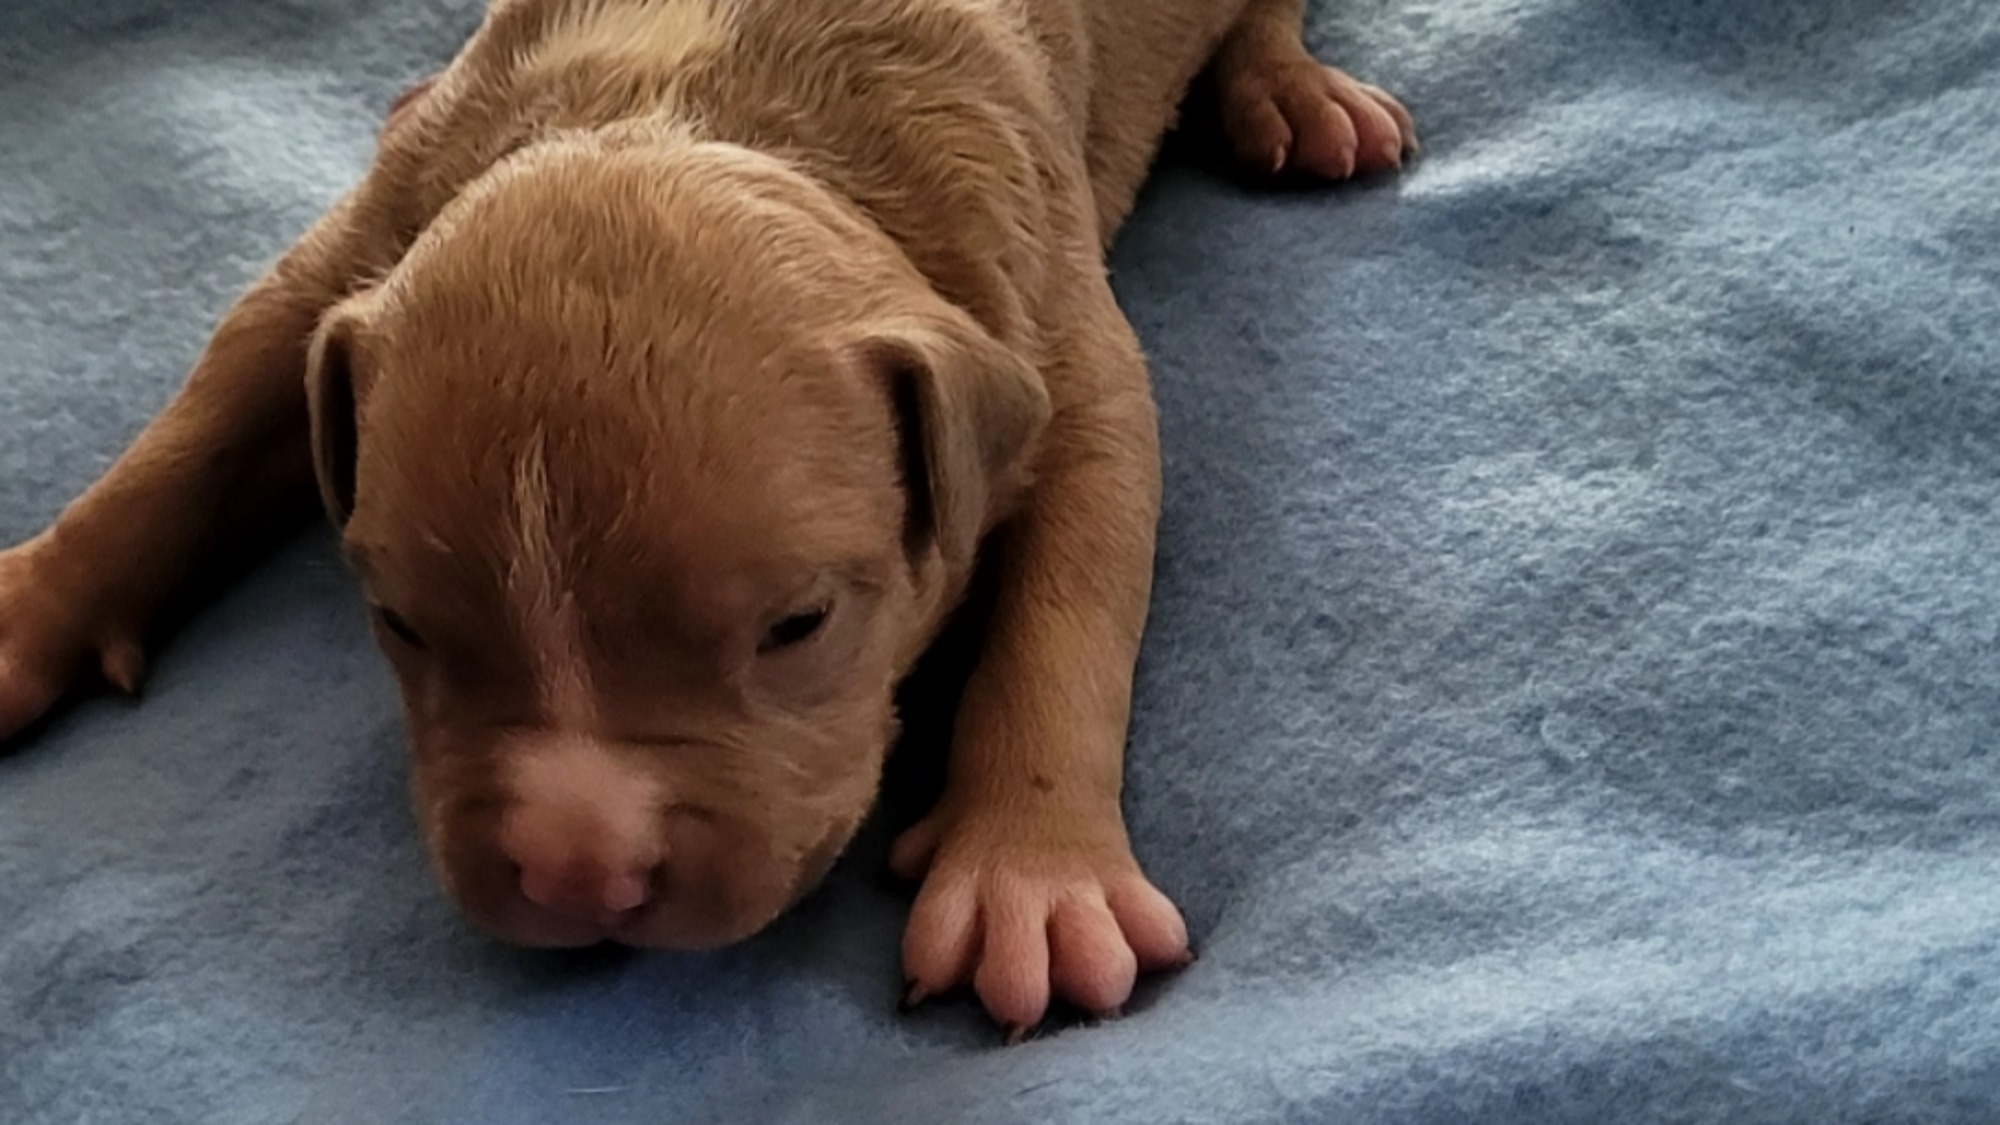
left=372, top=606, right=427, bottom=650
left=759, top=605, right=829, bottom=653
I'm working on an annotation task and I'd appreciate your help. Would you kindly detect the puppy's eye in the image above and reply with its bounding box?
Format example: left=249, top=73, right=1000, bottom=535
left=371, top=606, right=427, bottom=650
left=759, top=605, right=829, bottom=654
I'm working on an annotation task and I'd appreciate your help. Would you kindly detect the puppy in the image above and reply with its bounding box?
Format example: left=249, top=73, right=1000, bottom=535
left=0, top=0, right=1414, bottom=1035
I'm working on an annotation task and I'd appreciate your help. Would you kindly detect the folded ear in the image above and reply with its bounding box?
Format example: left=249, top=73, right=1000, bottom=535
left=303, top=298, right=379, bottom=528
left=857, top=307, right=1051, bottom=566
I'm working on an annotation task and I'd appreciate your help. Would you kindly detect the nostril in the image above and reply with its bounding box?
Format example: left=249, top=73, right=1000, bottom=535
left=516, top=861, right=570, bottom=914
left=600, top=869, right=651, bottom=915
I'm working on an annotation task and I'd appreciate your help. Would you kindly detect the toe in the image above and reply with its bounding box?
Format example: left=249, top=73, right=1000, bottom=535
left=0, top=649, right=64, bottom=743
left=971, top=882, right=1052, bottom=1030
left=1047, top=894, right=1139, bottom=1016
left=888, top=815, right=944, bottom=882
left=1360, top=82, right=1419, bottom=153
left=1107, top=876, right=1191, bottom=971
left=1221, top=79, right=1297, bottom=174
left=1274, top=73, right=1360, bottom=179
left=98, top=636, right=147, bottom=697
left=1323, top=73, right=1404, bottom=173
left=901, top=875, right=978, bottom=1003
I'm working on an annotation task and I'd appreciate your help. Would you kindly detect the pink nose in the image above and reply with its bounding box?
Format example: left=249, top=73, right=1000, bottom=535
left=514, top=855, right=655, bottom=921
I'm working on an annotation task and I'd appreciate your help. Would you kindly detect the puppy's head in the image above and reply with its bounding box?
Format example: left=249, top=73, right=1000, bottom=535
left=305, top=135, right=1047, bottom=949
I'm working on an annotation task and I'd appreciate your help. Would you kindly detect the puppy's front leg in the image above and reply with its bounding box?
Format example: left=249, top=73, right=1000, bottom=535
left=893, top=288, right=1191, bottom=1038
left=0, top=187, right=395, bottom=740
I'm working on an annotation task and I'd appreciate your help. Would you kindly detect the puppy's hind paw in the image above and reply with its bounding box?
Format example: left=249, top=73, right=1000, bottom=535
left=1220, top=59, right=1417, bottom=181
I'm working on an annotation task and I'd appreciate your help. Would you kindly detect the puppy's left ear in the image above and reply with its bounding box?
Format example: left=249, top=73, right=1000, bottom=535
left=303, top=296, right=380, bottom=529
left=855, top=304, right=1050, bottom=566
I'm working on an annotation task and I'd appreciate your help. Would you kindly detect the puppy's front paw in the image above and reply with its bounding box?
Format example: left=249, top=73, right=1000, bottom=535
left=0, top=540, right=145, bottom=742
left=1220, top=59, right=1417, bottom=180
left=891, top=802, right=1190, bottom=1041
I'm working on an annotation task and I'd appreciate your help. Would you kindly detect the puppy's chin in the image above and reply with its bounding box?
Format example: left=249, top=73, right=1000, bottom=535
left=468, top=901, right=766, bottom=952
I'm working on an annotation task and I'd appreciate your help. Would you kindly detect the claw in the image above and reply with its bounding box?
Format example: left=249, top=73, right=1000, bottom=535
left=897, top=981, right=930, bottom=1014
left=99, top=637, right=147, bottom=697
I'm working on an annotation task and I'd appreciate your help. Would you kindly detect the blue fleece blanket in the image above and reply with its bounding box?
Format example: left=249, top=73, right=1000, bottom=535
left=5, top=1, right=1999, bottom=1121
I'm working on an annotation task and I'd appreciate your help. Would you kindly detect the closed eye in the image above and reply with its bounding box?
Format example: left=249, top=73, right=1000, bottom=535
left=758, top=604, right=829, bottom=654
left=371, top=605, right=427, bottom=650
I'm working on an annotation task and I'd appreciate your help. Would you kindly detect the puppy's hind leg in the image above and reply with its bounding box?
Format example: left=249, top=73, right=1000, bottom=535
left=1212, top=0, right=1417, bottom=181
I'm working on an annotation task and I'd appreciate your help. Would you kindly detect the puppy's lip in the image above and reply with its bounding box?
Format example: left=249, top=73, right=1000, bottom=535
left=469, top=894, right=645, bottom=949
left=522, top=897, right=656, bottom=943
left=603, top=905, right=660, bottom=943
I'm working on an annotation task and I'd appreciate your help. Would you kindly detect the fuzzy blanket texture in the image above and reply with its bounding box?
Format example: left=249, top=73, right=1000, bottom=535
left=4, top=0, right=1999, bottom=1121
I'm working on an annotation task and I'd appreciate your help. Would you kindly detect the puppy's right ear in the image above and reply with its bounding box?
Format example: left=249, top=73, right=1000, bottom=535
left=303, top=299, right=378, bottom=528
